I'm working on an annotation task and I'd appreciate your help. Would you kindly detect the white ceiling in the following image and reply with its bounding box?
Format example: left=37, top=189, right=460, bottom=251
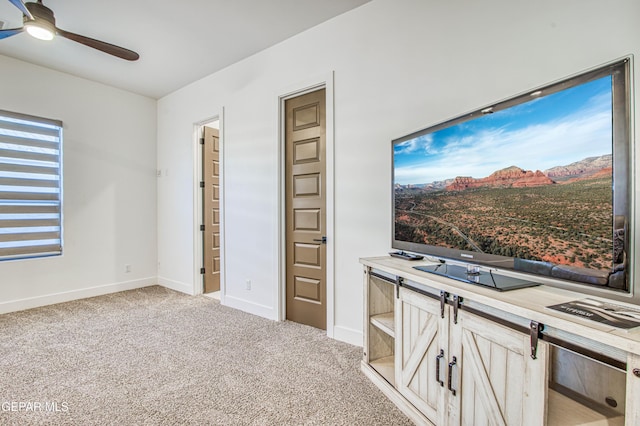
left=0, top=0, right=370, bottom=98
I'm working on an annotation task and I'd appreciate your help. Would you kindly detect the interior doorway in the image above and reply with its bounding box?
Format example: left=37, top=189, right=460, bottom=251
left=200, top=120, right=221, bottom=296
left=284, top=88, right=327, bottom=330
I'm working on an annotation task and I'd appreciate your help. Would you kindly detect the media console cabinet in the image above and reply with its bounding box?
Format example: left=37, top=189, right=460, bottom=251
left=360, top=256, right=640, bottom=426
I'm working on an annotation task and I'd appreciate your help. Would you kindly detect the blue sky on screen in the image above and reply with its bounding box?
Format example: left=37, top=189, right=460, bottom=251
left=394, top=76, right=612, bottom=186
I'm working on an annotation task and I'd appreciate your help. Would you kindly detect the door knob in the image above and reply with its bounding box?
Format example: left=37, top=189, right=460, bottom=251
left=313, top=236, right=327, bottom=244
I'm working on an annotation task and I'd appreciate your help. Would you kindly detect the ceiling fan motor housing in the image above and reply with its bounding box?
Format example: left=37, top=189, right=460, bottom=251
left=24, top=1, right=56, bottom=34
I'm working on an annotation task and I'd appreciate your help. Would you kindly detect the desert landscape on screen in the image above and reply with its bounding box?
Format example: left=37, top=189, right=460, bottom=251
left=395, top=154, right=613, bottom=271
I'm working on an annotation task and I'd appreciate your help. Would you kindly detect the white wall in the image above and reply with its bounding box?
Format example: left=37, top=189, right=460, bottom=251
left=0, top=55, right=157, bottom=313
left=157, top=0, right=640, bottom=345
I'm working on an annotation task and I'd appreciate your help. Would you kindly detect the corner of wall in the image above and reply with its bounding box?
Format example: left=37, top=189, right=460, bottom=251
left=333, top=325, right=363, bottom=347
left=157, top=276, right=195, bottom=295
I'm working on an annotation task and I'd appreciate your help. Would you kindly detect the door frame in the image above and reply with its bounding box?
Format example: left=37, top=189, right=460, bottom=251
left=277, top=72, right=335, bottom=337
left=193, top=111, right=225, bottom=300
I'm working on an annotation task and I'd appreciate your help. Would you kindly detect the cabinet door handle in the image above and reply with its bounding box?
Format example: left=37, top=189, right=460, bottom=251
left=436, top=349, right=445, bottom=387
left=448, top=356, right=457, bottom=396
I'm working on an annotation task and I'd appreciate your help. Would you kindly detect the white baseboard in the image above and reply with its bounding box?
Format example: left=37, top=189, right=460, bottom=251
left=0, top=277, right=156, bottom=315
left=223, top=295, right=276, bottom=321
left=333, top=325, right=363, bottom=347
left=157, top=276, right=194, bottom=295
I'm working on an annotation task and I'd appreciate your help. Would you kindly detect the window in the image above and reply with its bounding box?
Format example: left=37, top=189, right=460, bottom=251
left=0, top=110, right=62, bottom=261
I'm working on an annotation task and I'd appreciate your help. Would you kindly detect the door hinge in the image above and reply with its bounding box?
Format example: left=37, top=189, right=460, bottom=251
left=530, top=321, right=544, bottom=359
left=200, top=181, right=205, bottom=188
left=395, top=276, right=403, bottom=299
left=200, top=137, right=205, bottom=145
left=200, top=267, right=205, bottom=274
left=200, top=225, right=205, bottom=231
left=452, top=294, right=461, bottom=324
left=440, top=290, right=448, bottom=318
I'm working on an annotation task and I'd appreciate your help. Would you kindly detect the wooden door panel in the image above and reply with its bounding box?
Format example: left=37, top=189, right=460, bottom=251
left=402, top=311, right=438, bottom=387
left=293, top=209, right=320, bottom=231
left=293, top=242, right=321, bottom=267
left=292, top=173, right=320, bottom=197
left=293, top=138, right=320, bottom=163
left=453, top=311, right=547, bottom=426
left=460, top=330, right=509, bottom=426
left=396, top=288, right=447, bottom=425
left=203, top=126, right=220, bottom=293
left=285, top=89, right=326, bottom=330
left=293, top=101, right=320, bottom=129
left=293, top=276, right=321, bottom=303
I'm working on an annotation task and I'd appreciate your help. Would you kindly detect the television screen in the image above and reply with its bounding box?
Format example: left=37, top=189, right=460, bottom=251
left=392, top=59, right=630, bottom=292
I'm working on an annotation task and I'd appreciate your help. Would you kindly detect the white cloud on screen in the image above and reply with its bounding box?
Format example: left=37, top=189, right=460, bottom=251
left=394, top=134, right=434, bottom=155
left=395, top=109, right=611, bottom=185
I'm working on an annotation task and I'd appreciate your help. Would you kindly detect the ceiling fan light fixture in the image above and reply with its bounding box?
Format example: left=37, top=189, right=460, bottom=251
left=3, top=0, right=139, bottom=60
left=24, top=20, right=55, bottom=41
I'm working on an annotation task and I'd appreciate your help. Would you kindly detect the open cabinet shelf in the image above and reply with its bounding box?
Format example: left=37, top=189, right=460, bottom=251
left=370, top=355, right=395, bottom=387
left=365, top=270, right=396, bottom=386
left=548, top=389, right=624, bottom=426
left=370, top=312, right=395, bottom=338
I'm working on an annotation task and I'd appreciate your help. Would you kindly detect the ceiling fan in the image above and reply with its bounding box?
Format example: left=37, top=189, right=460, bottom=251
left=0, top=0, right=139, bottom=61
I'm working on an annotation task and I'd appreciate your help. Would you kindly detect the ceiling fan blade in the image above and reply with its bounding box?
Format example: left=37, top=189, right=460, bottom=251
left=7, top=0, right=33, bottom=20
left=0, top=27, right=23, bottom=39
left=57, top=28, right=139, bottom=61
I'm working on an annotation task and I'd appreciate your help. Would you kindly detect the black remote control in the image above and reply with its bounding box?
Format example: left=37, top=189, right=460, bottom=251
left=389, top=251, right=424, bottom=261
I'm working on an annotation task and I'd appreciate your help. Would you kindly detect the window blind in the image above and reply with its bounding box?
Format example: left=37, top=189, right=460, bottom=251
left=0, top=110, right=62, bottom=261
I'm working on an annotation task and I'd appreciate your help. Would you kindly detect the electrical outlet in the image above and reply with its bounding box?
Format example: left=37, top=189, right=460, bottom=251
left=125, top=264, right=132, bottom=273
left=246, top=279, right=251, bottom=290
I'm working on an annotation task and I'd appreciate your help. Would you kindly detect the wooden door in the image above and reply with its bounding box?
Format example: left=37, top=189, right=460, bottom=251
left=285, top=89, right=326, bottom=330
left=396, top=287, right=449, bottom=425
left=203, top=126, right=220, bottom=293
left=448, top=310, right=547, bottom=426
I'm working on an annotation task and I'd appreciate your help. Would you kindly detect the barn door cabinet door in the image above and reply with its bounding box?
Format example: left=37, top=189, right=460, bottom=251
left=447, top=309, right=547, bottom=426
left=395, top=287, right=449, bottom=426
left=396, top=286, right=547, bottom=426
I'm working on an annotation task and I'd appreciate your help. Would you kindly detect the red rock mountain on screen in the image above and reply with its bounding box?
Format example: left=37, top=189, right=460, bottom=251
left=446, top=166, right=554, bottom=191
left=544, top=154, right=612, bottom=179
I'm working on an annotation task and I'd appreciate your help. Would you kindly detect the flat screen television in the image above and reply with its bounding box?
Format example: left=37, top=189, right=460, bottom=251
left=392, top=58, right=633, bottom=299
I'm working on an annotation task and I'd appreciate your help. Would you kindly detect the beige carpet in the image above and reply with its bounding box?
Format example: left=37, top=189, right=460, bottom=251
left=0, top=286, right=412, bottom=425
